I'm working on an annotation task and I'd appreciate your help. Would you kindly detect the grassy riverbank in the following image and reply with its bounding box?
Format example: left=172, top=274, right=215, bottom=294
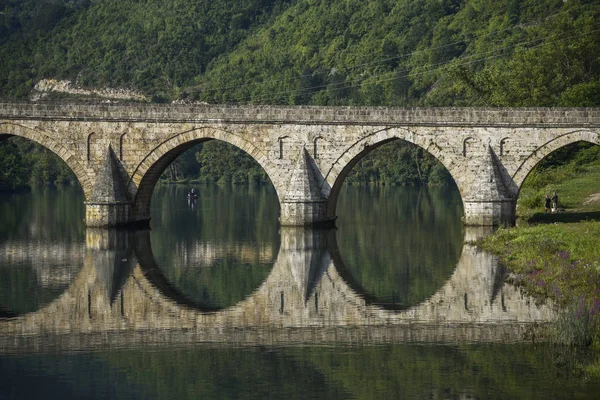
left=516, top=144, right=600, bottom=220
left=478, top=144, right=600, bottom=375
left=478, top=222, right=600, bottom=374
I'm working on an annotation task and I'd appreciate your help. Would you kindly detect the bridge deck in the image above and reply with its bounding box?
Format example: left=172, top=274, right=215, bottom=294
left=1, top=102, right=599, bottom=126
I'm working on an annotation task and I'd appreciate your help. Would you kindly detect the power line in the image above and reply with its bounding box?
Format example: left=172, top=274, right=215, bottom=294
left=249, top=24, right=600, bottom=103
left=193, top=3, right=592, bottom=97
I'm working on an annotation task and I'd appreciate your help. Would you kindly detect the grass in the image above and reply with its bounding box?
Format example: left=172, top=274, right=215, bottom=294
left=478, top=144, right=600, bottom=375
left=479, top=222, right=600, bottom=305
left=478, top=222, right=600, bottom=371
left=517, top=145, right=600, bottom=220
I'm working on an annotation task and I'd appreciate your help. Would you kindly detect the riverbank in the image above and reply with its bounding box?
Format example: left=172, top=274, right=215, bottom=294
left=478, top=222, right=600, bottom=315
left=516, top=144, right=600, bottom=219
left=478, top=221, right=600, bottom=375
left=478, top=144, right=600, bottom=375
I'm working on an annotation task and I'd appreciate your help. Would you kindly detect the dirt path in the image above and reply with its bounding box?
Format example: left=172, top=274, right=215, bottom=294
left=583, top=192, right=600, bottom=205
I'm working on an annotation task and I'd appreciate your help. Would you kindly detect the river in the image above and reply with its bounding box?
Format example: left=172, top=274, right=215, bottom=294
left=0, top=184, right=599, bottom=399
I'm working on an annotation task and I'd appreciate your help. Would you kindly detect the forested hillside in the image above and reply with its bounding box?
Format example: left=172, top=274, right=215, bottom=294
left=0, top=0, right=292, bottom=99
left=1, top=0, right=599, bottom=190
left=199, top=0, right=600, bottom=106
left=2, top=0, right=598, bottom=105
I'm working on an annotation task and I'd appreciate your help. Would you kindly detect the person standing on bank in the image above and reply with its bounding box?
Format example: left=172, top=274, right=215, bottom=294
left=551, top=192, right=558, bottom=213
left=544, top=194, right=551, bottom=213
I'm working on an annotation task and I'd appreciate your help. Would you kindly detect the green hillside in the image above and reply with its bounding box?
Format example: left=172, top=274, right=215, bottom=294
left=1, top=0, right=599, bottom=190
left=0, top=0, right=292, bottom=99
left=201, top=0, right=600, bottom=106
left=1, top=0, right=599, bottom=105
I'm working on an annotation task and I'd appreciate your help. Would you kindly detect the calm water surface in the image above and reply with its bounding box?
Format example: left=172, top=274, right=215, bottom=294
left=0, top=184, right=599, bottom=399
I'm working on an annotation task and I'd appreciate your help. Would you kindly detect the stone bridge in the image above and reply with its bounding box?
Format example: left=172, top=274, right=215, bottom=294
left=0, top=228, right=554, bottom=353
left=1, top=103, right=599, bottom=227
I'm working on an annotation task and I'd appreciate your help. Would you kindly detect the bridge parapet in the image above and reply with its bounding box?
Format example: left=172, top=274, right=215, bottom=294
left=1, top=102, right=600, bottom=126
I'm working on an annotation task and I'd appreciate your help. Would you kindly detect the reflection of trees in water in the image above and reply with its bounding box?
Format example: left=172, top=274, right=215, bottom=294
left=30, top=343, right=589, bottom=400
left=0, top=186, right=84, bottom=315
left=0, top=186, right=85, bottom=241
left=168, top=241, right=275, bottom=267
left=0, top=261, right=80, bottom=315
left=336, top=185, right=464, bottom=307
left=149, top=184, right=280, bottom=310
left=0, top=241, right=83, bottom=314
left=153, top=258, right=275, bottom=311
left=0, top=241, right=83, bottom=288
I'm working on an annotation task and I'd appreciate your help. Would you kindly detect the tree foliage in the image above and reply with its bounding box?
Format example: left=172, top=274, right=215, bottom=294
left=1, top=0, right=598, bottom=105
left=1, top=0, right=599, bottom=190
left=0, top=137, right=77, bottom=192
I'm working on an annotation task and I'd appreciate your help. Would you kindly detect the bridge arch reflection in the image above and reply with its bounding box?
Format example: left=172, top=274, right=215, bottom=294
left=0, top=226, right=555, bottom=348
left=332, top=185, right=465, bottom=309
left=0, top=186, right=85, bottom=318
left=134, top=229, right=272, bottom=313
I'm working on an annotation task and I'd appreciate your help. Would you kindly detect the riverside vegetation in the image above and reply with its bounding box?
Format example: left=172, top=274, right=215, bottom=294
left=478, top=142, right=600, bottom=376
left=1, top=0, right=600, bottom=374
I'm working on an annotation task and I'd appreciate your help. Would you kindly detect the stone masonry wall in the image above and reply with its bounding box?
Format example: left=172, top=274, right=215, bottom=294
left=1, top=102, right=600, bottom=125
left=1, top=102, right=599, bottom=226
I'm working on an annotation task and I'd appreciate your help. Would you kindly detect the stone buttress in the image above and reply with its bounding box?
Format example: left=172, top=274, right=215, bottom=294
left=84, top=229, right=135, bottom=321
left=85, top=146, right=134, bottom=228
left=279, top=147, right=336, bottom=227
left=462, top=145, right=515, bottom=226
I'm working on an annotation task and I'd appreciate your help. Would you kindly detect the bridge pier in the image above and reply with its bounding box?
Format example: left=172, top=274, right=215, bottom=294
left=462, top=146, right=516, bottom=226
left=279, top=148, right=336, bottom=228
left=463, top=199, right=515, bottom=226
left=84, top=146, right=139, bottom=228
left=86, top=202, right=133, bottom=228
left=279, top=201, right=335, bottom=227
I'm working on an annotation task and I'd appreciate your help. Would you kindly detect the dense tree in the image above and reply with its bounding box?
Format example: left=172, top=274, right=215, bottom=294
left=1, top=0, right=598, bottom=105
left=0, top=139, right=28, bottom=192
left=1, top=0, right=599, bottom=190
left=0, top=137, right=77, bottom=192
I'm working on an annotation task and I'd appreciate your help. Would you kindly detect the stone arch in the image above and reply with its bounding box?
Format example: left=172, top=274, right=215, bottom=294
left=323, top=127, right=463, bottom=218
left=0, top=122, right=92, bottom=196
left=512, top=129, right=600, bottom=190
left=129, top=126, right=281, bottom=220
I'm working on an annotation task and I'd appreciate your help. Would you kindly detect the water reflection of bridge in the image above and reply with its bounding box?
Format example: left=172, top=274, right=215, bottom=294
left=167, top=241, right=275, bottom=266
left=0, top=240, right=83, bottom=288
left=0, top=228, right=554, bottom=353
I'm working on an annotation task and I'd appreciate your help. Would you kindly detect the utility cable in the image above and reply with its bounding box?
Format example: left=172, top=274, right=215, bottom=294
left=247, top=24, right=600, bottom=103
left=193, top=3, right=594, bottom=96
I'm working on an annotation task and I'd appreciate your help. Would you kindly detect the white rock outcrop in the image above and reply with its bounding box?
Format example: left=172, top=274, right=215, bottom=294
left=30, top=79, right=148, bottom=102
